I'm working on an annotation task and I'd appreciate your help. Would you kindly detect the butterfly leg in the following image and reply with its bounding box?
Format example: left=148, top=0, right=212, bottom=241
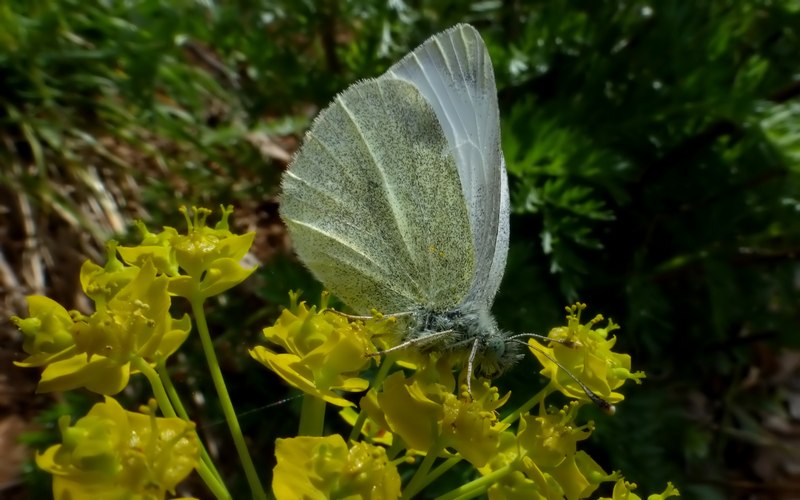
left=365, top=329, right=456, bottom=357
left=465, top=338, right=481, bottom=397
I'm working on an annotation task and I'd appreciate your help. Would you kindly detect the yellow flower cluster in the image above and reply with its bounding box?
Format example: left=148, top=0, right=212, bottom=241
left=273, top=435, right=401, bottom=499
left=250, top=293, right=377, bottom=407
left=12, top=206, right=255, bottom=396
left=13, top=255, right=191, bottom=395
left=11, top=206, right=257, bottom=499
left=529, top=303, right=646, bottom=406
left=36, top=398, right=199, bottom=499
left=10, top=206, right=679, bottom=499
left=256, top=299, right=673, bottom=499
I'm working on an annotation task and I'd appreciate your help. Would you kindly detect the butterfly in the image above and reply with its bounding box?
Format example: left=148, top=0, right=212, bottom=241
left=281, top=25, right=610, bottom=408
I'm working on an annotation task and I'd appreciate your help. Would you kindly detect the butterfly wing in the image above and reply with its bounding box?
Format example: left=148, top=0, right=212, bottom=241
left=384, top=24, right=510, bottom=307
left=281, top=77, right=475, bottom=314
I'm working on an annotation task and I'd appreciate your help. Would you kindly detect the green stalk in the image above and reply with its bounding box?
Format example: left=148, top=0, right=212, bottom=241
left=369, top=350, right=398, bottom=390
left=157, top=359, right=226, bottom=487
left=347, top=351, right=397, bottom=443
left=190, top=293, right=267, bottom=500
left=402, top=437, right=444, bottom=499
left=385, top=435, right=407, bottom=461
left=423, top=456, right=461, bottom=487
left=194, top=459, right=233, bottom=500
left=347, top=409, right=368, bottom=443
left=501, top=385, right=549, bottom=426
left=134, top=356, right=231, bottom=499
left=298, top=393, right=326, bottom=436
left=156, top=359, right=190, bottom=419
left=132, top=356, right=176, bottom=418
left=437, top=463, right=514, bottom=500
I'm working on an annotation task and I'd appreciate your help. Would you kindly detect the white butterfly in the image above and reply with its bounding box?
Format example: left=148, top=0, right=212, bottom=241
left=281, top=24, right=517, bottom=386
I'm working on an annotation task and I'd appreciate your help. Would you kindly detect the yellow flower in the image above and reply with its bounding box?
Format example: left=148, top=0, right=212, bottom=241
left=117, top=206, right=257, bottom=299
left=529, top=303, right=645, bottom=405
left=273, top=435, right=400, bottom=499
left=518, top=402, right=592, bottom=467
left=80, top=241, right=139, bottom=311
left=250, top=297, right=375, bottom=407
left=170, top=206, right=256, bottom=298
left=12, top=296, right=77, bottom=367
left=36, top=397, right=198, bottom=499
left=600, top=479, right=681, bottom=500
left=480, top=403, right=618, bottom=500
left=340, top=400, right=393, bottom=447
left=15, top=260, right=191, bottom=395
left=116, top=222, right=180, bottom=277
left=549, top=450, right=612, bottom=500
left=368, top=369, right=509, bottom=468
left=481, top=431, right=560, bottom=500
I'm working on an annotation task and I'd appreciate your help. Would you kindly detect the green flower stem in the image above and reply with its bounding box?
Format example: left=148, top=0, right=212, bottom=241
left=132, top=356, right=176, bottom=417
left=157, top=359, right=225, bottom=486
left=385, top=435, right=407, bottom=461
left=195, top=461, right=232, bottom=500
left=347, top=409, right=368, bottom=443
left=156, top=359, right=190, bottom=418
left=298, top=393, right=326, bottom=436
left=190, top=293, right=267, bottom=500
left=423, top=456, right=461, bottom=487
left=348, top=351, right=398, bottom=443
left=437, top=463, right=514, bottom=500
left=501, top=385, right=549, bottom=427
left=370, top=350, right=398, bottom=389
left=402, top=438, right=444, bottom=499
left=135, top=357, right=231, bottom=499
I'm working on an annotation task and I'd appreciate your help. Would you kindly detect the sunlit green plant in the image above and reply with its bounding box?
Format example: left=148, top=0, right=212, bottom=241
left=12, top=207, right=678, bottom=499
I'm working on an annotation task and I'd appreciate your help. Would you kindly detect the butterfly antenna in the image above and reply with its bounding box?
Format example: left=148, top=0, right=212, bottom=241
left=326, top=309, right=414, bottom=321
left=509, top=338, right=615, bottom=415
left=507, top=331, right=575, bottom=347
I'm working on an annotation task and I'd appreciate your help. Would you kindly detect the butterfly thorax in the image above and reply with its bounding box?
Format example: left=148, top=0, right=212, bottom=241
left=405, top=301, right=521, bottom=378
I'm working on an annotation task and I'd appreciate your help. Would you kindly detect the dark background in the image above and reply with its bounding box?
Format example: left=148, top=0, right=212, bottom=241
left=1, top=1, right=799, bottom=498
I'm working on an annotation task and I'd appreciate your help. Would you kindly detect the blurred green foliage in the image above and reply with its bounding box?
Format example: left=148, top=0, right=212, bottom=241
left=3, top=0, right=799, bottom=498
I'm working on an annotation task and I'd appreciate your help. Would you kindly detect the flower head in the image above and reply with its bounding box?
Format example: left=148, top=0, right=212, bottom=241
left=14, top=259, right=191, bottom=395
left=481, top=431, right=560, bottom=500
left=80, top=241, right=139, bottom=311
left=600, top=479, right=681, bottom=500
left=118, top=206, right=256, bottom=299
left=36, top=397, right=198, bottom=499
left=518, top=402, right=593, bottom=468
left=273, top=435, right=400, bottom=499
left=366, top=369, right=509, bottom=467
left=480, top=402, right=619, bottom=500
left=250, top=293, right=376, bottom=406
left=12, top=296, right=77, bottom=367
left=529, top=303, right=645, bottom=405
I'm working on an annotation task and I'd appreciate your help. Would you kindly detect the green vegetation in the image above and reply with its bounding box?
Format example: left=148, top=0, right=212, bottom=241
left=2, top=1, right=799, bottom=498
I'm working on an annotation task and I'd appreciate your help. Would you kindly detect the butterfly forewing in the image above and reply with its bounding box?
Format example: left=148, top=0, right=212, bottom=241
left=281, top=78, right=476, bottom=314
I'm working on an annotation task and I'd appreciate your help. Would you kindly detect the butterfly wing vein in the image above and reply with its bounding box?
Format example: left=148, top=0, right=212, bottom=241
left=281, top=77, right=477, bottom=314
